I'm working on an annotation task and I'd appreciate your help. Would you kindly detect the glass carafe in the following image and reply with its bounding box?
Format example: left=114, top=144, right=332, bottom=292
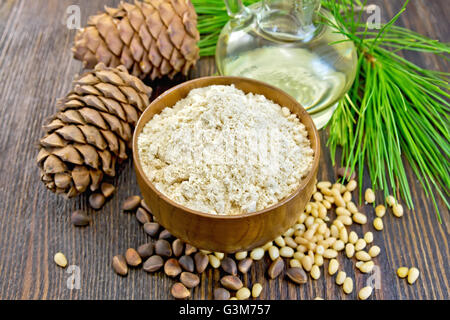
left=216, top=0, right=357, bottom=129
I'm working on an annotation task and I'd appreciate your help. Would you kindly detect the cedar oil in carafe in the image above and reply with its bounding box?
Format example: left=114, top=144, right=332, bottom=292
left=216, top=0, right=357, bottom=129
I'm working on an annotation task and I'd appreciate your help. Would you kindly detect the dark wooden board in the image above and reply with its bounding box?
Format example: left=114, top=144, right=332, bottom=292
left=0, top=0, right=448, bottom=300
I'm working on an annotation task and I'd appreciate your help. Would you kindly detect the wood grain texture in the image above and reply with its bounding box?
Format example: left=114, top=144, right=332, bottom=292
left=0, top=0, right=448, bottom=300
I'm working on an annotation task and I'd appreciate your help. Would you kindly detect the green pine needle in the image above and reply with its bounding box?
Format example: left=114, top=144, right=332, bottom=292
left=191, top=0, right=450, bottom=222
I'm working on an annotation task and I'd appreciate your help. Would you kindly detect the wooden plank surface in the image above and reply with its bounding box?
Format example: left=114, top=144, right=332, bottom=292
left=0, top=0, right=448, bottom=300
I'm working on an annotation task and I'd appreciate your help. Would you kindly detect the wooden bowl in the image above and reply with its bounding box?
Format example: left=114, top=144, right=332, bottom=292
left=132, top=76, right=320, bottom=253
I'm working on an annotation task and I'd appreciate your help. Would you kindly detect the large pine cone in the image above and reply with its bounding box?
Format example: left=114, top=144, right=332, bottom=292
left=37, top=63, right=152, bottom=197
left=72, top=0, right=200, bottom=80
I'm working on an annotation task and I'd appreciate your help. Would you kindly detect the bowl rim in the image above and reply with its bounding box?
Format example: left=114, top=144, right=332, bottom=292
left=132, top=76, right=320, bottom=220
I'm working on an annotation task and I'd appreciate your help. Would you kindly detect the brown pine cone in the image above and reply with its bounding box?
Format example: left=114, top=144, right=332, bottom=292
left=37, top=63, right=152, bottom=197
left=72, top=0, right=200, bottom=80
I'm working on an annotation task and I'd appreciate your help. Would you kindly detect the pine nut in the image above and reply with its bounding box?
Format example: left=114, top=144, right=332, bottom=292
left=328, top=259, right=339, bottom=275
left=301, top=256, right=313, bottom=271
left=235, top=251, right=247, bottom=260
left=283, top=228, right=295, bottom=237
left=358, top=286, right=373, bottom=300
left=305, top=216, right=315, bottom=228
left=274, top=236, right=285, bottom=247
left=297, top=244, right=307, bottom=253
left=347, top=201, right=358, bottom=214
left=294, top=252, right=304, bottom=260
left=315, top=245, right=325, bottom=255
left=54, top=252, right=68, bottom=268
left=330, top=225, right=339, bottom=238
left=375, top=205, right=386, bottom=217
left=290, top=258, right=302, bottom=268
left=364, top=232, right=374, bottom=244
left=314, top=297, right=324, bottom=300
left=252, top=283, right=263, bottom=298
left=345, top=243, right=355, bottom=258
left=373, top=217, right=384, bottom=231
left=336, top=207, right=351, bottom=216
left=355, top=251, right=371, bottom=261
left=336, top=271, right=346, bottom=285
left=322, top=200, right=332, bottom=209
left=359, top=261, right=375, bottom=273
left=407, top=268, right=420, bottom=284
left=343, top=277, right=353, bottom=294
left=313, top=192, right=323, bottom=201
left=368, top=245, right=381, bottom=258
left=393, top=204, right=404, bottom=218
left=317, top=181, right=332, bottom=189
left=332, top=190, right=346, bottom=207
left=349, top=231, right=358, bottom=244
left=333, top=240, right=345, bottom=251
left=355, top=239, right=366, bottom=251
left=311, top=265, right=321, bottom=279
left=365, top=188, right=375, bottom=203
left=323, top=249, right=338, bottom=259
left=339, top=227, right=348, bottom=243
left=236, top=287, right=251, bottom=300
left=250, top=248, right=265, bottom=260
left=353, top=212, right=367, bottom=224
left=214, top=252, right=224, bottom=260
left=209, top=254, right=221, bottom=268
left=346, top=179, right=357, bottom=191
left=285, top=236, right=298, bottom=249
left=397, top=267, right=409, bottom=278
left=386, top=195, right=396, bottom=207
left=343, top=191, right=352, bottom=203
left=262, top=241, right=273, bottom=251
left=333, top=219, right=344, bottom=229
left=355, top=261, right=363, bottom=268
left=280, top=246, right=294, bottom=258
left=337, top=215, right=353, bottom=226
left=268, top=246, right=280, bottom=261
left=314, top=254, right=324, bottom=266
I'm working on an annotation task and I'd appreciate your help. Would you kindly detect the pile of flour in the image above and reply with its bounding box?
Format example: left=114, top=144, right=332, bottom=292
left=138, top=85, right=314, bottom=215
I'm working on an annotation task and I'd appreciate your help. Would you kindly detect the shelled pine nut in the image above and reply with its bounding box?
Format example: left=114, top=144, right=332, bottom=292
left=373, top=217, right=384, bottom=231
